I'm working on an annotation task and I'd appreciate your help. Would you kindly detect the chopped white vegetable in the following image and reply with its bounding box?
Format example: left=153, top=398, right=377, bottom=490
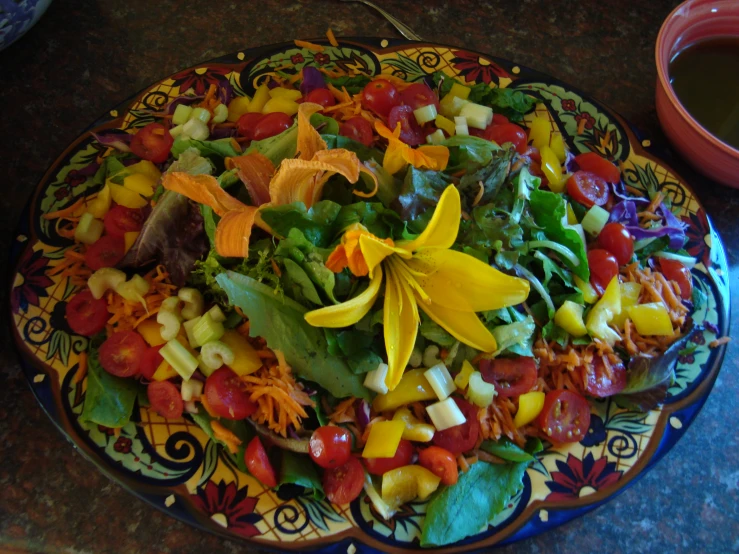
left=426, top=397, right=466, bottom=431
left=364, top=362, right=390, bottom=394
left=424, top=363, right=456, bottom=400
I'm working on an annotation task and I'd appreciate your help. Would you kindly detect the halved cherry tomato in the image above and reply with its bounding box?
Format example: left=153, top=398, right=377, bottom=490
left=432, top=397, right=480, bottom=455
left=362, top=79, right=400, bottom=117
left=309, top=426, right=352, bottom=469
left=659, top=258, right=693, bottom=301
left=400, top=83, right=440, bottom=111
left=245, top=436, right=278, bottom=488
left=492, top=113, right=510, bottom=125
left=304, top=88, right=336, bottom=108
left=575, top=152, right=621, bottom=183
left=364, top=440, right=414, bottom=475
left=598, top=222, right=634, bottom=266
left=65, top=289, right=109, bottom=337
left=418, top=446, right=458, bottom=486
left=204, top=367, right=258, bottom=420
left=479, top=357, right=537, bottom=398
left=387, top=104, right=424, bottom=146
left=587, top=249, right=619, bottom=296
left=139, top=344, right=164, bottom=380
left=340, top=116, right=373, bottom=147
left=484, top=123, right=528, bottom=154
left=537, top=389, right=591, bottom=444
left=323, top=456, right=365, bottom=505
left=584, top=356, right=627, bottom=397
left=84, top=235, right=126, bottom=271
left=252, top=112, right=293, bottom=141
left=130, top=123, right=173, bottom=164
left=99, top=330, right=147, bottom=378
left=566, top=171, right=610, bottom=208
left=104, top=205, right=145, bottom=237
left=236, top=112, right=264, bottom=140
left=147, top=380, right=184, bottom=419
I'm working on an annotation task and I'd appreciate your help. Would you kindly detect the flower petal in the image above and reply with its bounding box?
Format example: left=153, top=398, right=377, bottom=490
left=401, top=185, right=460, bottom=251
left=359, top=234, right=410, bottom=278
left=304, top=265, right=383, bottom=328
left=297, top=102, right=327, bottom=160
left=406, top=248, right=530, bottom=312
left=384, top=265, right=420, bottom=390
left=406, top=145, right=450, bottom=172
left=215, top=208, right=259, bottom=257
left=417, top=297, right=498, bottom=352
left=162, top=172, right=246, bottom=216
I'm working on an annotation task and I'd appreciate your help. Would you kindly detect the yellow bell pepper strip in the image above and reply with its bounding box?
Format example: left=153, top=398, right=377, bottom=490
left=123, top=231, right=139, bottom=254
left=262, top=97, right=300, bottom=116
left=126, top=160, right=162, bottom=182
left=123, top=173, right=156, bottom=197
left=375, top=120, right=450, bottom=175
left=86, top=183, right=112, bottom=218
left=551, top=133, right=567, bottom=163
left=554, top=300, right=588, bottom=337
left=566, top=202, right=578, bottom=225
left=136, top=318, right=166, bottom=346
left=227, top=95, right=251, bottom=122
left=268, top=87, right=302, bottom=101
left=540, top=146, right=565, bottom=192
left=381, top=465, right=442, bottom=507
left=362, top=420, right=406, bottom=458
left=434, top=114, right=456, bottom=136
left=585, top=275, right=622, bottom=345
left=392, top=408, right=436, bottom=442
left=613, top=282, right=642, bottom=328
left=109, top=182, right=147, bottom=209
left=627, top=302, right=674, bottom=336
left=372, top=368, right=438, bottom=412
left=454, top=359, right=476, bottom=390
left=513, top=391, right=546, bottom=427
left=528, top=116, right=551, bottom=151
left=219, top=329, right=262, bottom=376
left=247, top=84, right=270, bottom=113
left=449, top=82, right=471, bottom=100
left=151, top=359, right=178, bottom=381
left=574, top=275, right=599, bottom=304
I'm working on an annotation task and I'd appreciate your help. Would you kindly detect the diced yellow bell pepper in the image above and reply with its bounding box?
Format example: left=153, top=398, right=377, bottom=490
left=123, top=231, right=140, bottom=253
left=372, top=368, right=438, bottom=412
left=87, top=184, right=112, bottom=218
left=123, top=173, right=157, bottom=197
left=152, top=359, right=178, bottom=381
left=220, top=329, right=262, bottom=376
left=262, top=97, right=300, bottom=116
left=126, top=160, right=161, bottom=182
left=574, top=275, right=599, bottom=304
left=109, top=183, right=147, bottom=208
left=137, top=318, right=166, bottom=346
left=227, top=95, right=252, bottom=122
left=628, top=302, right=673, bottom=336
left=551, top=133, right=566, bottom=163
left=529, top=116, right=551, bottom=151
left=363, top=420, right=406, bottom=458
left=554, top=300, right=587, bottom=337
left=540, top=146, right=565, bottom=192
left=434, top=114, right=456, bottom=136
left=613, top=282, right=642, bottom=328
left=449, top=82, right=471, bottom=100
left=392, top=408, right=435, bottom=442
left=268, top=87, right=302, bottom=101
left=454, top=359, right=475, bottom=389
left=585, top=276, right=621, bottom=345
left=381, top=465, right=441, bottom=507
left=514, top=391, right=545, bottom=427
left=566, top=202, right=578, bottom=225
left=247, top=84, right=271, bottom=113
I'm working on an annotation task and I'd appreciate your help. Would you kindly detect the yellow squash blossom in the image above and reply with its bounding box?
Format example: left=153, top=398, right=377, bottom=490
left=375, top=121, right=450, bottom=175
left=305, top=185, right=530, bottom=390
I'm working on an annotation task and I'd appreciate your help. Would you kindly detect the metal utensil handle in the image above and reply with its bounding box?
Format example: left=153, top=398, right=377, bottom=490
left=354, top=0, right=422, bottom=41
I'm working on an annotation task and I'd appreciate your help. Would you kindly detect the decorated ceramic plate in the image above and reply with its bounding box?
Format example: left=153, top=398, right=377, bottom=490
left=9, top=37, right=730, bottom=552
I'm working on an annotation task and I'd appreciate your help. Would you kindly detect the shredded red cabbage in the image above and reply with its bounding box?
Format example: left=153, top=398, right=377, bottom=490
left=355, top=399, right=371, bottom=430
left=92, top=131, right=132, bottom=152
left=165, top=94, right=203, bottom=114
left=609, top=200, right=686, bottom=249
left=300, top=66, right=326, bottom=95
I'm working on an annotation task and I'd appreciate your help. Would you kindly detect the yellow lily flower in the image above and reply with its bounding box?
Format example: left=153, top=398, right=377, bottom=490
left=305, top=185, right=530, bottom=390
left=375, top=121, right=450, bottom=175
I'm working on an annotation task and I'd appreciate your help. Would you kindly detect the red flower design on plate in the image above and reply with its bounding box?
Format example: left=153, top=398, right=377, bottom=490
left=681, top=209, right=711, bottom=267
left=314, top=53, right=331, bottom=66
left=545, top=452, right=622, bottom=501
left=114, top=437, right=132, bottom=454
left=574, top=112, right=596, bottom=130
left=192, top=481, right=262, bottom=537
left=170, top=67, right=231, bottom=96
left=55, top=187, right=70, bottom=200
left=64, top=169, right=87, bottom=187
left=98, top=425, right=115, bottom=436
left=11, top=248, right=53, bottom=314
left=450, top=50, right=509, bottom=85
left=561, top=99, right=577, bottom=112
left=291, top=53, right=305, bottom=64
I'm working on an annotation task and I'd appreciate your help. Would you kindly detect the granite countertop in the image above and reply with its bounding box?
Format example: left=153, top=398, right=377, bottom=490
left=1, top=1, right=737, bottom=552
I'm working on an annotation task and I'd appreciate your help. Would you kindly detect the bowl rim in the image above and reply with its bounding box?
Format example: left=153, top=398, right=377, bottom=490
left=655, top=0, right=739, bottom=158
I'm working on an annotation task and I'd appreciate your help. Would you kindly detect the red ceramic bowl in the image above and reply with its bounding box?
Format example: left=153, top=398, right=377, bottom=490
left=655, top=0, right=739, bottom=188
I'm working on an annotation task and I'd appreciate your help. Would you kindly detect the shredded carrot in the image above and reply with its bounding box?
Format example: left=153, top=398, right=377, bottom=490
left=576, top=118, right=587, bottom=135
left=211, top=420, right=242, bottom=454
left=42, top=197, right=87, bottom=220
left=271, top=258, right=282, bottom=277
left=329, top=398, right=357, bottom=424
left=326, top=28, right=339, bottom=47
left=73, top=352, right=88, bottom=384
left=105, top=265, right=176, bottom=331
left=457, top=454, right=470, bottom=473
left=236, top=320, right=251, bottom=338
left=294, top=39, right=324, bottom=52
left=288, top=70, right=303, bottom=85
left=200, top=393, right=218, bottom=417
left=645, top=192, right=664, bottom=213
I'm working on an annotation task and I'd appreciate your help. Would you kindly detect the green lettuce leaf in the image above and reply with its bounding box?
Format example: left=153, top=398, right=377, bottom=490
left=323, top=74, right=372, bottom=95
left=310, top=113, right=339, bottom=135
left=397, top=166, right=453, bottom=220
left=441, top=135, right=500, bottom=171
left=479, top=437, right=543, bottom=462
left=259, top=200, right=342, bottom=247
left=320, top=134, right=384, bottom=164
left=334, top=201, right=404, bottom=239
left=279, top=451, right=325, bottom=500
left=245, top=122, right=298, bottom=166
left=171, top=137, right=240, bottom=171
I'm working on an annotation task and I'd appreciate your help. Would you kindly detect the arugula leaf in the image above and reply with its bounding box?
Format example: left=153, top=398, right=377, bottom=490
left=167, top=147, right=214, bottom=176
left=93, top=155, right=128, bottom=186
left=274, top=228, right=338, bottom=303
left=279, top=451, right=325, bottom=500
left=245, top=122, right=298, bottom=166
left=259, top=201, right=341, bottom=247
left=420, top=461, right=528, bottom=547
left=215, top=271, right=371, bottom=399
left=510, top=167, right=539, bottom=224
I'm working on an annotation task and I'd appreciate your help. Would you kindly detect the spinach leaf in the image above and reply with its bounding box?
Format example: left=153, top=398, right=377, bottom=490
left=245, top=123, right=298, bottom=166
left=479, top=437, right=542, bottom=462
left=188, top=411, right=254, bottom=472
left=282, top=258, right=324, bottom=306
left=279, top=451, right=325, bottom=500
left=362, top=159, right=400, bottom=207
left=259, top=201, right=342, bottom=247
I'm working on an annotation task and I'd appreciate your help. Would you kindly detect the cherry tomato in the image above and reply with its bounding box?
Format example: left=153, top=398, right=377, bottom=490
left=364, top=440, right=414, bottom=475
left=566, top=171, right=610, bottom=208
left=65, top=289, right=109, bottom=337
left=309, top=426, right=352, bottom=469
left=484, top=123, right=528, bottom=154
left=323, top=456, right=365, bottom=505
left=130, top=123, right=173, bottom=164
left=587, top=249, right=619, bottom=296
left=598, top=222, right=634, bottom=266
left=304, top=88, right=336, bottom=108
left=84, top=235, right=126, bottom=271
left=139, top=344, right=164, bottom=380
left=252, top=112, right=293, bottom=141
left=204, top=367, right=257, bottom=420
left=103, top=205, right=145, bottom=237
left=340, top=116, right=373, bottom=147
left=418, top=446, right=458, bottom=486
left=99, top=330, right=147, bottom=378
left=236, top=112, right=264, bottom=140
left=245, top=436, right=278, bottom=488
left=537, top=389, right=591, bottom=444
left=361, top=79, right=400, bottom=117
left=492, top=113, right=510, bottom=125
left=400, top=83, right=440, bottom=111
left=479, top=357, right=537, bottom=398
left=584, top=356, right=627, bottom=397
left=387, top=104, right=424, bottom=146
left=432, top=397, right=480, bottom=455
left=147, top=380, right=184, bottom=419
left=575, top=152, right=621, bottom=183
left=659, top=258, right=693, bottom=301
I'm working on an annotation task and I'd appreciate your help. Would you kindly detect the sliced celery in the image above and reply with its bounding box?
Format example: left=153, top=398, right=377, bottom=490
left=212, top=103, right=228, bottom=124
left=181, top=379, right=203, bottom=401
left=466, top=371, right=497, bottom=408
left=87, top=267, right=126, bottom=299
left=190, top=107, right=211, bottom=124
left=363, top=363, right=389, bottom=394
left=172, top=104, right=193, bottom=125
left=182, top=119, right=209, bottom=141
left=192, top=312, right=225, bottom=346
left=206, top=305, right=227, bottom=323
left=200, top=340, right=235, bottom=370
left=426, top=397, right=466, bottom=431
left=426, top=129, right=445, bottom=145
left=74, top=212, right=104, bottom=245
left=424, top=363, right=456, bottom=400
left=182, top=316, right=202, bottom=348
left=178, top=287, right=204, bottom=320
left=160, top=338, right=198, bottom=381
left=581, top=205, right=611, bottom=236
left=157, top=310, right=181, bottom=342
left=414, top=104, right=438, bottom=125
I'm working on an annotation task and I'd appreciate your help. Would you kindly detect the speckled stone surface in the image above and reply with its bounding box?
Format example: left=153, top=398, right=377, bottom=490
left=0, top=1, right=737, bottom=552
